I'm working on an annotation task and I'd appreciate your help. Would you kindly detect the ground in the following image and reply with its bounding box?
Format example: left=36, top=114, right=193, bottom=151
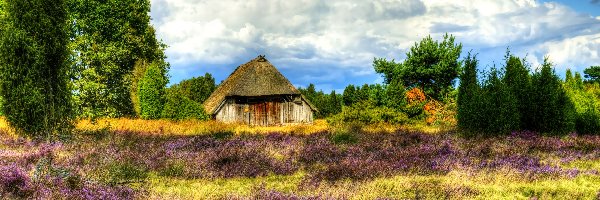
left=1, top=119, right=599, bottom=199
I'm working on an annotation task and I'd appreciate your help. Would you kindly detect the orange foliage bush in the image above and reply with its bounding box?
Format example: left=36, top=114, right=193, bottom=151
left=406, top=87, right=426, bottom=104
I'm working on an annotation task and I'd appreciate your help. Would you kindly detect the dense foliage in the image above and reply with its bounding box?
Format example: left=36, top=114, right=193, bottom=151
left=374, top=34, right=462, bottom=100
left=584, top=66, right=600, bottom=83
left=299, top=84, right=342, bottom=118
left=68, top=0, right=167, bottom=119
left=139, top=62, right=168, bottom=119
left=457, top=53, right=481, bottom=131
left=167, top=73, right=216, bottom=104
left=458, top=54, right=584, bottom=135
left=161, top=91, right=209, bottom=121
left=0, top=0, right=73, bottom=138
left=565, top=69, right=600, bottom=134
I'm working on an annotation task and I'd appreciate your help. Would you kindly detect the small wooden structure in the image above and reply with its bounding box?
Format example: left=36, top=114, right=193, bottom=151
left=203, top=55, right=316, bottom=126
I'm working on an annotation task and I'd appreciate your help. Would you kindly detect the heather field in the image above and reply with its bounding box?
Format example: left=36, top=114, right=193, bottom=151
left=1, top=119, right=599, bottom=199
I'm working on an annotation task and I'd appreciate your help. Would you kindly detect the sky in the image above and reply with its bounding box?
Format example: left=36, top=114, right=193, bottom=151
left=149, top=0, right=600, bottom=93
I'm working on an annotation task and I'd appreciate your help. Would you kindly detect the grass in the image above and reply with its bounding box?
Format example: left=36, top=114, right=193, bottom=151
left=145, top=169, right=600, bottom=199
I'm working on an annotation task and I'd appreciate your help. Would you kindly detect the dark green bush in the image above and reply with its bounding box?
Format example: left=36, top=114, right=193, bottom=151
left=161, top=90, right=209, bottom=121
left=479, top=69, right=520, bottom=134
left=575, top=109, right=600, bottom=135
left=529, top=58, right=575, bottom=134
left=0, top=0, right=73, bottom=139
left=138, top=61, right=168, bottom=119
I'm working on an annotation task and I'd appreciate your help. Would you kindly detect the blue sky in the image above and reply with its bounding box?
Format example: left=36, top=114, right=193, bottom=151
left=150, top=0, right=600, bottom=93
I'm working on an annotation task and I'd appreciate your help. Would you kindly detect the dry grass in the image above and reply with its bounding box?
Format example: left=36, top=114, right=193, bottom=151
left=0, top=117, right=452, bottom=136
left=75, top=118, right=330, bottom=136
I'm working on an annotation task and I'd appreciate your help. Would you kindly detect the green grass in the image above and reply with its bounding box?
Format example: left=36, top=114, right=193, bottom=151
left=145, top=167, right=600, bottom=199
left=147, top=172, right=305, bottom=199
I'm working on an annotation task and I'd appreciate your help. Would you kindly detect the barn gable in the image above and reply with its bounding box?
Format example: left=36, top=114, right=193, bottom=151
left=203, top=55, right=316, bottom=125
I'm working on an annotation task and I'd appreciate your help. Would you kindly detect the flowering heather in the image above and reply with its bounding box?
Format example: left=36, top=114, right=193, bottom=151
left=2, top=125, right=600, bottom=199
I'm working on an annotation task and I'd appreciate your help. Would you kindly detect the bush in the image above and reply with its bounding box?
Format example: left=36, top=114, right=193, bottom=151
left=529, top=58, right=576, bottom=134
left=138, top=61, right=168, bottom=119
left=0, top=0, right=73, bottom=139
left=575, top=109, right=600, bottom=134
left=330, top=123, right=362, bottom=145
left=479, top=68, right=520, bottom=134
left=0, top=164, right=34, bottom=198
left=328, top=101, right=408, bottom=125
left=161, top=90, right=210, bottom=120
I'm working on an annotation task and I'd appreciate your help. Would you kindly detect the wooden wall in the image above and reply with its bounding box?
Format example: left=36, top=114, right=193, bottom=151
left=215, top=96, right=313, bottom=126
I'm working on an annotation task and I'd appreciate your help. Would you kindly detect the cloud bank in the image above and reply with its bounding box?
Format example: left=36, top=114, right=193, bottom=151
left=150, top=0, right=600, bottom=91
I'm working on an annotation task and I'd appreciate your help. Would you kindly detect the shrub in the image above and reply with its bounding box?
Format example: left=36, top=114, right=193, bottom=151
left=328, top=101, right=408, bottom=125
left=575, top=109, right=600, bottom=134
left=161, top=90, right=210, bottom=120
left=158, top=161, right=186, bottom=177
left=0, top=0, right=73, bottom=139
left=529, top=58, right=576, bottom=134
left=479, top=68, right=520, bottom=134
left=138, top=61, right=168, bottom=119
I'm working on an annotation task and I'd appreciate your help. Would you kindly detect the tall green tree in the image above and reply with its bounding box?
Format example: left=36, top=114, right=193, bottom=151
left=68, top=0, right=167, bottom=118
left=328, top=90, right=342, bottom=116
left=138, top=61, right=168, bottom=119
left=457, top=53, right=481, bottom=131
left=502, top=53, right=531, bottom=129
left=374, top=33, right=462, bottom=100
left=530, top=57, right=575, bottom=133
left=342, top=85, right=357, bottom=106
left=0, top=0, right=73, bottom=138
left=480, top=68, right=520, bottom=134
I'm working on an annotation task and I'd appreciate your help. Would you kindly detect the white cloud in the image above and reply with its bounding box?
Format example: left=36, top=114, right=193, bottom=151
left=151, top=0, right=600, bottom=87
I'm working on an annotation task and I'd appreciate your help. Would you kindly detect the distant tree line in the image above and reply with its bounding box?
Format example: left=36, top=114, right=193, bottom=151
left=458, top=51, right=600, bottom=135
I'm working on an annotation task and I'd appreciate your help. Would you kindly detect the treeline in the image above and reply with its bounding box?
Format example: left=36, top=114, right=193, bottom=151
left=458, top=52, right=600, bottom=135
left=301, top=34, right=461, bottom=125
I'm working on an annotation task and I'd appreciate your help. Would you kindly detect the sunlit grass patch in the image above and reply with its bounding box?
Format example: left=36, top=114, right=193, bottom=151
left=145, top=169, right=600, bottom=199
left=75, top=118, right=330, bottom=136
left=146, top=172, right=305, bottom=199
left=563, top=158, right=600, bottom=171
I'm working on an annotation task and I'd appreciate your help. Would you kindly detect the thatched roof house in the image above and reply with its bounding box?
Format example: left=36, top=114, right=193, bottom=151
left=203, top=55, right=316, bottom=126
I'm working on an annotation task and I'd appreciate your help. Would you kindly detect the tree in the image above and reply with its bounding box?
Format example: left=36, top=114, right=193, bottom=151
left=502, top=53, right=531, bottom=129
left=530, top=57, right=575, bottom=133
left=168, top=73, right=216, bottom=104
left=584, top=66, right=600, bottom=83
left=328, top=90, right=342, bottom=116
left=374, top=33, right=462, bottom=100
left=480, top=68, right=519, bottom=134
left=457, top=53, right=481, bottom=131
left=162, top=91, right=209, bottom=121
left=138, top=61, right=168, bottom=119
left=68, top=0, right=167, bottom=118
left=0, top=0, right=73, bottom=138
left=384, top=79, right=406, bottom=111
left=343, top=85, right=357, bottom=106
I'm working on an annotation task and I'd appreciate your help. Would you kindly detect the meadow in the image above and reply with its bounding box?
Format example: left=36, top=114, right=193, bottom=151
left=1, top=119, right=600, bottom=199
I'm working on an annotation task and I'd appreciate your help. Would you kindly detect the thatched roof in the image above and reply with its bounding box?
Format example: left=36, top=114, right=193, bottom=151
left=203, top=55, right=316, bottom=114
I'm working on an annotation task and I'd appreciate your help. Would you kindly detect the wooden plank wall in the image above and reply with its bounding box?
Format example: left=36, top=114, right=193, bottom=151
left=215, top=97, right=313, bottom=126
